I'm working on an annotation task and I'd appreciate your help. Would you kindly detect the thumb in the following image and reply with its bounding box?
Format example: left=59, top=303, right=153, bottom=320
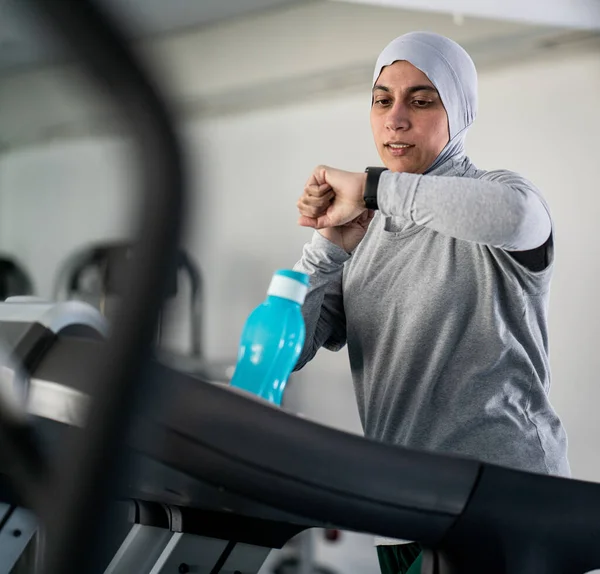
left=298, top=215, right=318, bottom=228
left=315, top=166, right=329, bottom=186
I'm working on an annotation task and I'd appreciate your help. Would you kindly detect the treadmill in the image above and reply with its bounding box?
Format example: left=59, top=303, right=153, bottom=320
left=0, top=257, right=34, bottom=301
left=3, top=298, right=600, bottom=574
left=2, top=2, right=599, bottom=574
left=52, top=241, right=204, bottom=359
left=51, top=240, right=240, bottom=387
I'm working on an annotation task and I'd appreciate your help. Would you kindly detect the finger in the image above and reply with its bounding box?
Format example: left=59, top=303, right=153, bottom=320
left=313, top=213, right=336, bottom=230
left=299, top=213, right=334, bottom=230
left=297, top=203, right=327, bottom=218
left=316, top=205, right=364, bottom=229
left=298, top=215, right=318, bottom=228
left=297, top=194, right=334, bottom=216
left=304, top=172, right=319, bottom=187
left=299, top=190, right=334, bottom=206
left=300, top=190, right=334, bottom=205
left=316, top=165, right=328, bottom=186
left=304, top=183, right=332, bottom=198
left=306, top=165, right=329, bottom=186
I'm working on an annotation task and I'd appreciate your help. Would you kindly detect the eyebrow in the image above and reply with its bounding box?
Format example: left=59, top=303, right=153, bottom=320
left=372, top=84, right=438, bottom=95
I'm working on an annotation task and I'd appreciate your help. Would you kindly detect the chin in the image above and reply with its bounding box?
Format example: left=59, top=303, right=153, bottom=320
left=383, top=158, right=420, bottom=174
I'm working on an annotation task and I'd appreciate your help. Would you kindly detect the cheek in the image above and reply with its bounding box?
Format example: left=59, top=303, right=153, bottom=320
left=371, top=125, right=386, bottom=148
left=426, top=114, right=450, bottom=151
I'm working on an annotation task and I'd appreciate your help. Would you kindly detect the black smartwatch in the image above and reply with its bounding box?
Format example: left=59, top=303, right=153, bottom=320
left=363, top=167, right=388, bottom=210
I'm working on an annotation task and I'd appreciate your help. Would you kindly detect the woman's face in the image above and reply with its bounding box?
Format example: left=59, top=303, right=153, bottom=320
left=370, top=60, right=450, bottom=174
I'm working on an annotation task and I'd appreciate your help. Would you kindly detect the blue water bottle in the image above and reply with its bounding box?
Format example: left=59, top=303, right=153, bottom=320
left=229, top=269, right=310, bottom=405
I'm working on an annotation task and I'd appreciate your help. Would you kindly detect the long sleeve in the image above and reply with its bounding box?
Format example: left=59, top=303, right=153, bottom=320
left=377, top=169, right=552, bottom=251
left=292, top=231, right=350, bottom=371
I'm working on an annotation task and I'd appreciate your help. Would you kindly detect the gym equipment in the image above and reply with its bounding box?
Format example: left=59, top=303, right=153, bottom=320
left=51, top=241, right=240, bottom=386
left=2, top=1, right=186, bottom=572
left=50, top=254, right=315, bottom=568
left=0, top=298, right=313, bottom=574
left=2, top=298, right=600, bottom=574
left=0, top=256, right=34, bottom=301
left=271, top=530, right=339, bottom=574
left=4, top=1, right=600, bottom=574
left=53, top=241, right=203, bottom=357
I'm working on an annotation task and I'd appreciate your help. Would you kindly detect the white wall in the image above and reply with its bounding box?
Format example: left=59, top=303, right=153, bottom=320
left=185, top=93, right=381, bottom=430
left=0, top=139, right=136, bottom=294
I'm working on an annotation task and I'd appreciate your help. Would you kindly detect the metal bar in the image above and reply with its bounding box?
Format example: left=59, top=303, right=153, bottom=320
left=0, top=507, right=38, bottom=574
left=104, top=525, right=173, bottom=574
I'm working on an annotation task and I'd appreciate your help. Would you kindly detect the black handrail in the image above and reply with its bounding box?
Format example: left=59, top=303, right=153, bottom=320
left=7, top=1, right=187, bottom=572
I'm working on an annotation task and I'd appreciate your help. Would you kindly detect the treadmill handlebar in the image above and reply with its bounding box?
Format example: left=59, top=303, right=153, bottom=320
left=31, top=332, right=479, bottom=544
left=13, top=1, right=186, bottom=572
left=28, top=333, right=600, bottom=572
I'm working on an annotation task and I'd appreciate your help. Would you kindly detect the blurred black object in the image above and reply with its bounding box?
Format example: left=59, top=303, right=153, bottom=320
left=1, top=1, right=187, bottom=573
left=0, top=256, right=34, bottom=300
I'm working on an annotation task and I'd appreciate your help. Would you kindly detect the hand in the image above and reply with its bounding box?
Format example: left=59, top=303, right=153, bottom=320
left=297, top=165, right=367, bottom=229
left=318, top=210, right=375, bottom=253
left=296, top=167, right=374, bottom=253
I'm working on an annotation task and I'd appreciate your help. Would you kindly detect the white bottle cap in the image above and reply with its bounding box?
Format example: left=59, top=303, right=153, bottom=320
left=267, top=271, right=309, bottom=305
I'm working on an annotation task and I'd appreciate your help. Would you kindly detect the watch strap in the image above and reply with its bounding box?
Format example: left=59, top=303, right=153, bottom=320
left=363, top=167, right=388, bottom=210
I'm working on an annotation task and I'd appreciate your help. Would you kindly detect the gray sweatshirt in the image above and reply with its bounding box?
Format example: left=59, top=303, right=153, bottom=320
left=292, top=156, right=570, bottom=480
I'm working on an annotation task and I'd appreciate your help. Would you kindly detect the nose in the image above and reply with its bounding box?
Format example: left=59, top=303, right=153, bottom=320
left=384, top=102, right=410, bottom=131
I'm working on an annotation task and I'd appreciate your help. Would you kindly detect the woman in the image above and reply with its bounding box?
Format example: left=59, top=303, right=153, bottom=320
left=292, top=31, right=571, bottom=574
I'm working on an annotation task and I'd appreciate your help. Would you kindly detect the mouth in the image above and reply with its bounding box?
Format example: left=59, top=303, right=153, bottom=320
left=385, top=142, right=414, bottom=156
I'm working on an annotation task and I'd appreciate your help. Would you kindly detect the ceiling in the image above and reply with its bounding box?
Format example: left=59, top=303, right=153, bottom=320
left=334, top=0, right=600, bottom=31
left=0, top=0, right=300, bottom=76
left=1, top=0, right=599, bottom=150
left=3, top=0, right=599, bottom=78
left=3, top=0, right=600, bottom=79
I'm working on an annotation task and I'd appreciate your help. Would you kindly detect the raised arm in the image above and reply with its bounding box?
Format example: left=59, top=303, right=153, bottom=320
left=298, top=166, right=552, bottom=252
left=377, top=169, right=551, bottom=251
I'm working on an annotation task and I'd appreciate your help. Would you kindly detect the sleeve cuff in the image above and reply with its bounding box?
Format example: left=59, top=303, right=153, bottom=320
left=377, top=170, right=422, bottom=219
left=311, top=231, right=353, bottom=264
left=293, top=231, right=352, bottom=277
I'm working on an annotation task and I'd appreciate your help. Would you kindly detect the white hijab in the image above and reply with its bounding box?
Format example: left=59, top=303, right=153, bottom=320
left=373, top=31, right=478, bottom=173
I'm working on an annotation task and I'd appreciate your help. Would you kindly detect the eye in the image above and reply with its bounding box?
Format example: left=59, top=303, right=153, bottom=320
left=413, top=99, right=432, bottom=108
left=373, top=98, right=391, bottom=107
